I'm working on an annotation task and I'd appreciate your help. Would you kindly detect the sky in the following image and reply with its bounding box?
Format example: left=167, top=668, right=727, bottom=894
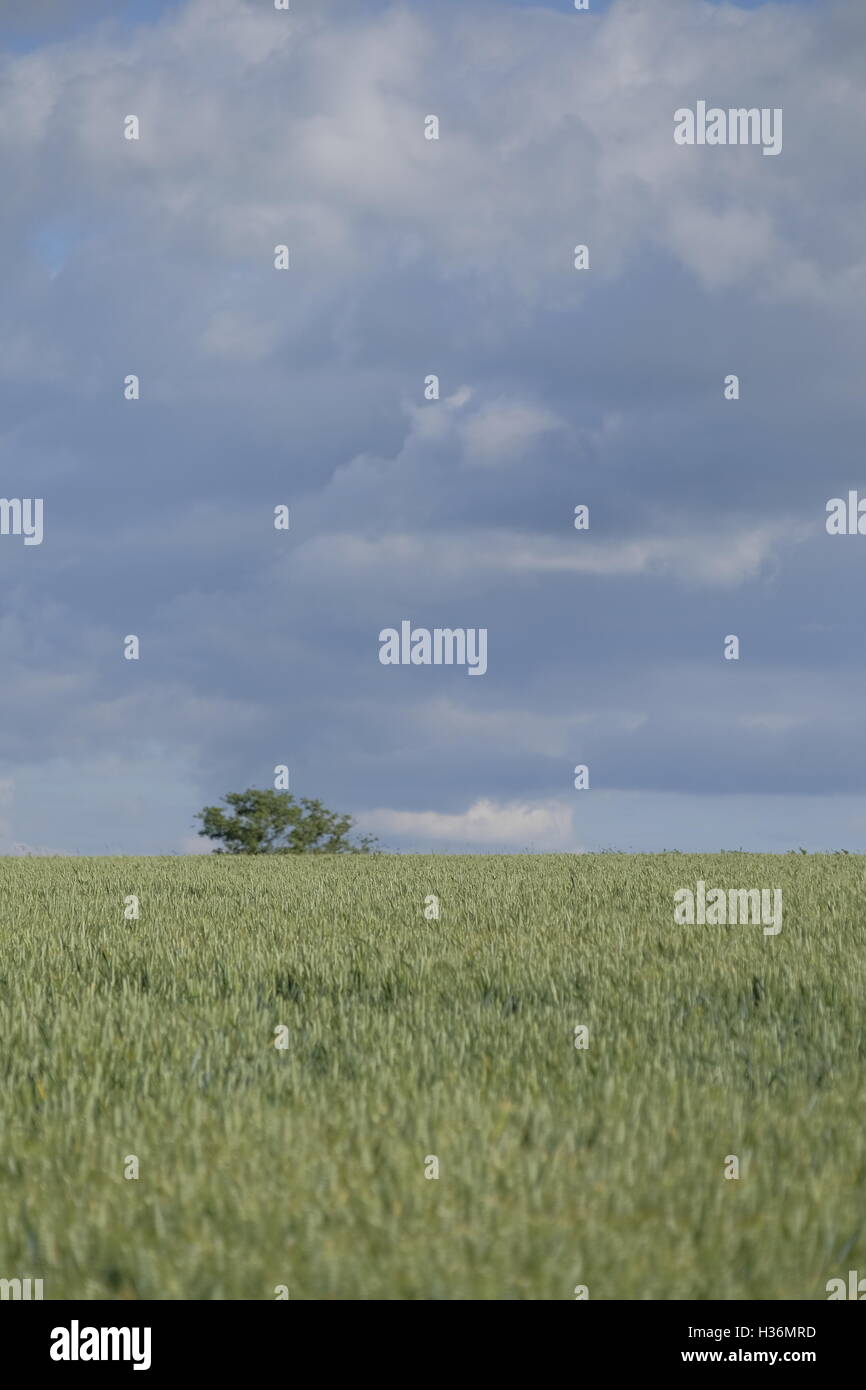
left=0, top=0, right=863, bottom=856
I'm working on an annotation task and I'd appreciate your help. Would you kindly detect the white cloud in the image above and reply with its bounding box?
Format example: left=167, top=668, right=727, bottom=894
left=178, top=834, right=213, bottom=855
left=292, top=519, right=808, bottom=591
left=9, top=841, right=69, bottom=856
left=200, top=311, right=280, bottom=363
left=363, top=797, right=575, bottom=849
left=462, top=400, right=565, bottom=466
left=410, top=698, right=643, bottom=758
left=737, top=714, right=808, bottom=733
left=2, top=0, right=860, bottom=309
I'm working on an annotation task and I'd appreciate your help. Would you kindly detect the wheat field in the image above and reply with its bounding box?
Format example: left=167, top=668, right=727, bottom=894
left=1, top=852, right=863, bottom=1300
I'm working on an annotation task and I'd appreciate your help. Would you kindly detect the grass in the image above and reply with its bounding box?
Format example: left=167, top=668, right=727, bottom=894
left=0, top=851, right=864, bottom=1300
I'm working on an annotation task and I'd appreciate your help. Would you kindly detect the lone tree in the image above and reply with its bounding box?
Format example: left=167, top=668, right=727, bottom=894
left=195, top=788, right=377, bottom=855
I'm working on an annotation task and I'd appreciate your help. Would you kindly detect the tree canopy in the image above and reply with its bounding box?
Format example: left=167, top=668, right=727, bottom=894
left=194, top=788, right=377, bottom=855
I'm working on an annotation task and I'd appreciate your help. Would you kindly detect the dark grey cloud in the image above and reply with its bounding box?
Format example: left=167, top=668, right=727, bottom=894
left=0, top=0, right=863, bottom=852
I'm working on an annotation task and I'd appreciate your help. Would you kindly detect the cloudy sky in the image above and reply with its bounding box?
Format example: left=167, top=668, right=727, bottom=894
left=1, top=0, right=863, bottom=855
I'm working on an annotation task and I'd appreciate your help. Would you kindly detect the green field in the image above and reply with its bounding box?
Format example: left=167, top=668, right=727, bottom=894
left=1, top=852, right=864, bottom=1300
